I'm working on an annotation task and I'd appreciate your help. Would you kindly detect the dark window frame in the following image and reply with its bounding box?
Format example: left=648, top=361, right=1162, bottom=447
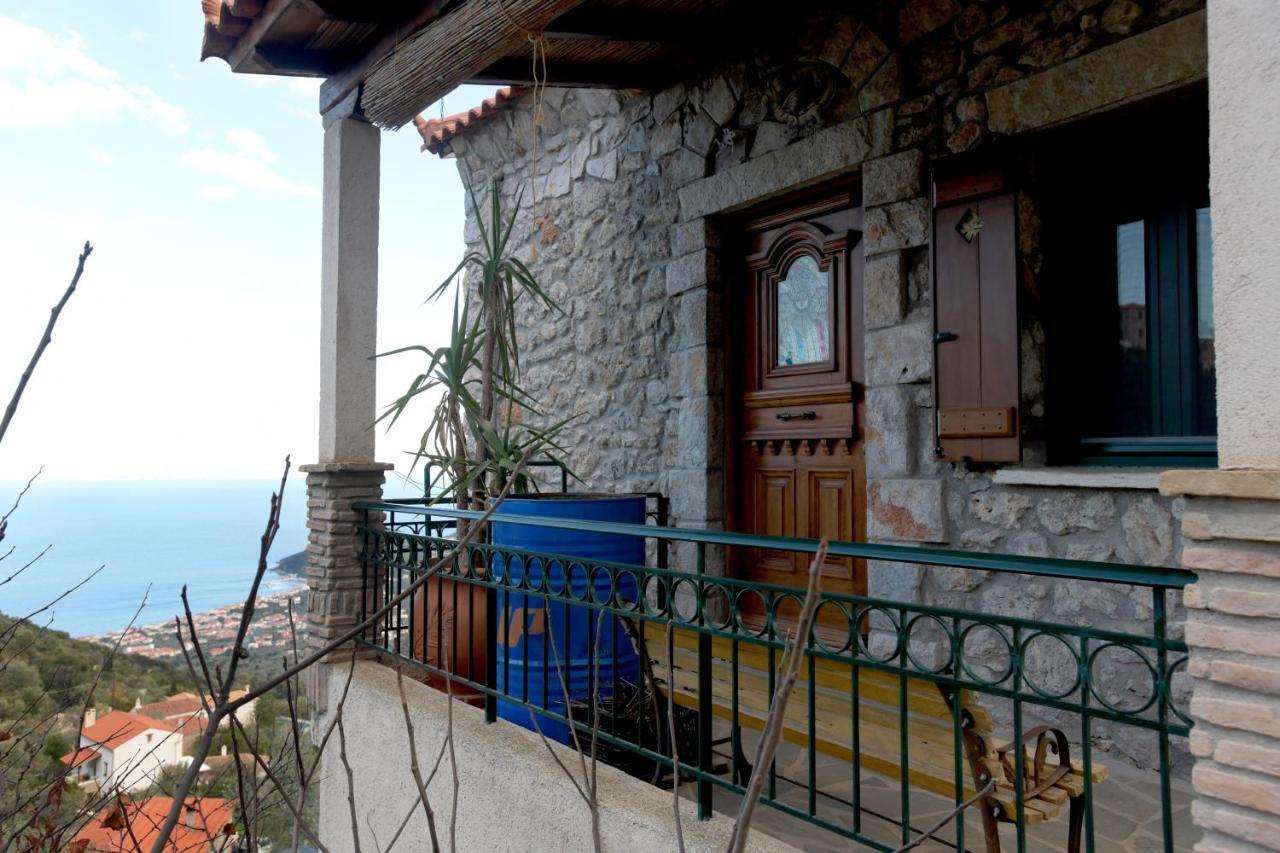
left=1038, top=93, right=1216, bottom=468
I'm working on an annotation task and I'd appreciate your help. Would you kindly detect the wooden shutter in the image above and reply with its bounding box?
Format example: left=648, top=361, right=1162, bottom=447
left=932, top=167, right=1020, bottom=463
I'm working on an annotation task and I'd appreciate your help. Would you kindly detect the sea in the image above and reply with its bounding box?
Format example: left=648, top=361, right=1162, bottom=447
left=0, top=480, right=310, bottom=638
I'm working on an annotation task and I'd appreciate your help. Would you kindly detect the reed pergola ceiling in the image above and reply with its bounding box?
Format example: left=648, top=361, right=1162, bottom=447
left=200, top=0, right=798, bottom=129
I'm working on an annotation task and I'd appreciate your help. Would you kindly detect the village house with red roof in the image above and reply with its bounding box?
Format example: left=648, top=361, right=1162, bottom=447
left=70, top=796, right=235, bottom=853
left=133, top=687, right=256, bottom=750
left=61, top=708, right=184, bottom=794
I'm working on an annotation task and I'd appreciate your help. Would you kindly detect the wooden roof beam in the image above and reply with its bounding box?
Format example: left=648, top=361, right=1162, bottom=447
left=469, top=59, right=675, bottom=90
left=540, top=7, right=714, bottom=45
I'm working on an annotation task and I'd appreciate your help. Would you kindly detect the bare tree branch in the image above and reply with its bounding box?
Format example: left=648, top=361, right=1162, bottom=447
left=727, top=539, right=827, bottom=853
left=666, top=621, right=686, bottom=853
left=397, top=665, right=442, bottom=853
left=0, top=241, right=93, bottom=446
left=0, top=467, right=42, bottom=558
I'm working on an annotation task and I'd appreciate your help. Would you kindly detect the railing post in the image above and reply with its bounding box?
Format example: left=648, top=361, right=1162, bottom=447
left=485, top=542, right=498, bottom=724
left=1154, top=586, right=1173, bottom=853
left=696, top=542, right=714, bottom=820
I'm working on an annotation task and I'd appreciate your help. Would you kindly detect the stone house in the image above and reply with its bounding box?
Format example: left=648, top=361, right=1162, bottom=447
left=199, top=1, right=1280, bottom=850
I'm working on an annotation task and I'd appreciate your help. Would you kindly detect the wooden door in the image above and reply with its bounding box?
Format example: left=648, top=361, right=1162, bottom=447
left=727, top=186, right=867, bottom=625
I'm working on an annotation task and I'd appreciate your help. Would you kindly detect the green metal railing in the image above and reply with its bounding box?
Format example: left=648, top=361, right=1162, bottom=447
left=354, top=499, right=1195, bottom=852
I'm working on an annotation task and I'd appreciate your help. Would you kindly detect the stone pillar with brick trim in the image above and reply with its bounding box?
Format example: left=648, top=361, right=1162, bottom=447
left=303, top=95, right=392, bottom=717
left=1159, top=2, right=1280, bottom=848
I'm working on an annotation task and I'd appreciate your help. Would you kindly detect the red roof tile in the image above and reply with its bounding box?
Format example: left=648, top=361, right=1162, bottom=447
left=414, top=87, right=524, bottom=155
left=74, top=710, right=176, bottom=753
left=73, top=797, right=234, bottom=853
left=61, top=746, right=101, bottom=768
left=200, top=1, right=265, bottom=62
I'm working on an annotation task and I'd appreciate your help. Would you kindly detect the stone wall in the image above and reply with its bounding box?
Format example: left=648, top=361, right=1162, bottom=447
left=434, top=0, right=1206, bottom=765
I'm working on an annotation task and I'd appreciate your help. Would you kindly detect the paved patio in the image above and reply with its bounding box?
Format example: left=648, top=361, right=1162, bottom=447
left=681, top=729, right=1197, bottom=852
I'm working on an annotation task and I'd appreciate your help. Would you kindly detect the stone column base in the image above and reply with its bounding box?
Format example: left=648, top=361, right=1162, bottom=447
left=1160, top=469, right=1280, bottom=850
left=300, top=461, right=394, bottom=714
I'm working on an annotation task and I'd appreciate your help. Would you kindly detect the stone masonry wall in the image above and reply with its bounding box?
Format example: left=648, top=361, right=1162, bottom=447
left=435, top=1, right=1206, bottom=765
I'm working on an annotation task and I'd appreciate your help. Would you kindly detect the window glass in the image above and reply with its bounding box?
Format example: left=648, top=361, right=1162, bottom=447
left=775, top=255, right=830, bottom=366
left=1114, top=220, right=1150, bottom=436
left=1195, top=206, right=1216, bottom=433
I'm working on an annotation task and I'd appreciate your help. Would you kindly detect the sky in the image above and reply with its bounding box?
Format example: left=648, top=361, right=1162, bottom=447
left=0, top=2, right=497, bottom=486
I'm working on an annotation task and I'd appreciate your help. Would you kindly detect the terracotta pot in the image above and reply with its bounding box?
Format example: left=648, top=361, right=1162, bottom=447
left=411, top=570, right=488, bottom=706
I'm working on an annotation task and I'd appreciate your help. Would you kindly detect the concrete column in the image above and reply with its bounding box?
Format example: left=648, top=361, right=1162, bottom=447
left=318, top=113, right=380, bottom=463
left=303, top=101, right=392, bottom=715
left=1164, top=3, right=1280, bottom=849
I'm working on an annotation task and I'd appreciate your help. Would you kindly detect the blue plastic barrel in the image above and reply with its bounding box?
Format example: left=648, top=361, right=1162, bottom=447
left=491, top=495, right=644, bottom=744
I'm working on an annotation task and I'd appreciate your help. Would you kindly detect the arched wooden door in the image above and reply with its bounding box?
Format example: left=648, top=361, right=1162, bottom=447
left=726, top=186, right=866, bottom=626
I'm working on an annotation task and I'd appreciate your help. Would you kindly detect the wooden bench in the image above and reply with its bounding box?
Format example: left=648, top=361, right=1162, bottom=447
left=643, top=623, right=1108, bottom=853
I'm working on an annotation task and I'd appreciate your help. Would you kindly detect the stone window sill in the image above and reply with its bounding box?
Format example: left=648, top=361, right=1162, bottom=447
left=990, top=467, right=1164, bottom=490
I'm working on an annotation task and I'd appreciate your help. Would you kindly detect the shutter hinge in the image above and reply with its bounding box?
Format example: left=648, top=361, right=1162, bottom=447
left=933, top=331, right=958, bottom=344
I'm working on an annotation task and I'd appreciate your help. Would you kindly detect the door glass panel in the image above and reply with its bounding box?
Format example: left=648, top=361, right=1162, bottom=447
left=775, top=255, right=830, bottom=366
left=1113, top=220, right=1149, bottom=435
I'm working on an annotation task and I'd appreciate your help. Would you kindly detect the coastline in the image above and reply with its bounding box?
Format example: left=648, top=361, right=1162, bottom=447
left=83, top=550, right=309, bottom=658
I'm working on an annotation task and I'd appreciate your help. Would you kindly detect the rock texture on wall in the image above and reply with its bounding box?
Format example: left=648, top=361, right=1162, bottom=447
left=429, top=0, right=1206, bottom=768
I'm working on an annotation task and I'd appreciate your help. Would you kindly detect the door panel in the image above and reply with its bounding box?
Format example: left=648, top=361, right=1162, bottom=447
left=752, top=468, right=798, bottom=579
left=728, top=185, right=867, bottom=626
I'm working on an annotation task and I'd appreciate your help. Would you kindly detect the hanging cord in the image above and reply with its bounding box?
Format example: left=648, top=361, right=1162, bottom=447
left=496, top=1, right=551, bottom=259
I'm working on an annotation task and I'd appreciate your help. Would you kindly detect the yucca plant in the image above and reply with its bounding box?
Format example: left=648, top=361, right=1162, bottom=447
left=378, top=177, right=576, bottom=508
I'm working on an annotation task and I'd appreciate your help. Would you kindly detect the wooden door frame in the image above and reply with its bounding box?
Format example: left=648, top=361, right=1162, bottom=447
left=720, top=176, right=867, bottom=593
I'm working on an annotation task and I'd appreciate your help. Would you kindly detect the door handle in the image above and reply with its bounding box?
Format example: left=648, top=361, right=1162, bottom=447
left=775, top=411, right=817, bottom=422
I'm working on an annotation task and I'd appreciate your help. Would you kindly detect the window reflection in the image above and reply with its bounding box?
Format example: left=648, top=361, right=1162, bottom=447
left=1115, top=220, right=1149, bottom=435
left=776, top=255, right=830, bottom=366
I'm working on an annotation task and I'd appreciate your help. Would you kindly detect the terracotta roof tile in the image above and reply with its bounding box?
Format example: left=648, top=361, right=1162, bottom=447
left=413, top=87, right=524, bottom=155
left=74, top=797, right=234, bottom=853
left=200, top=1, right=265, bottom=63
left=61, top=747, right=101, bottom=768
left=74, top=710, right=176, bottom=753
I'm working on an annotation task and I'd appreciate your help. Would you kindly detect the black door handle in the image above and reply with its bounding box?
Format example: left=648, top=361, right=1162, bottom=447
left=776, top=411, right=817, bottom=422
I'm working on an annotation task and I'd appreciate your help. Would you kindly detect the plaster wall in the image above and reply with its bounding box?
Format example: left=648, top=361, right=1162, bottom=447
left=1206, top=0, right=1280, bottom=470
left=315, top=660, right=802, bottom=853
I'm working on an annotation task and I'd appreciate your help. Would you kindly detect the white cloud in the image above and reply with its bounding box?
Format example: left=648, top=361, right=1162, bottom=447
left=0, top=17, right=186, bottom=132
left=227, top=129, right=276, bottom=163
left=128, top=29, right=151, bottom=44
left=200, top=185, right=236, bottom=202
left=181, top=147, right=317, bottom=198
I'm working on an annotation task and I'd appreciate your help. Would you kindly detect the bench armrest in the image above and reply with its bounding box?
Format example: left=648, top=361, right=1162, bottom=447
left=995, top=726, right=1072, bottom=799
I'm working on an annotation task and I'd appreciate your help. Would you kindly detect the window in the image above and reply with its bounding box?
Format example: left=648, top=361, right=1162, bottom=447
left=1041, top=94, right=1215, bottom=466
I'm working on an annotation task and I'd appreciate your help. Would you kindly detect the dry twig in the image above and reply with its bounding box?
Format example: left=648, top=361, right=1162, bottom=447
left=726, top=539, right=827, bottom=853
left=0, top=241, right=93, bottom=446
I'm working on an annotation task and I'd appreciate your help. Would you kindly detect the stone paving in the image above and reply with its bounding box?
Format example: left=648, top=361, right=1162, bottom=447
left=688, top=732, right=1197, bottom=852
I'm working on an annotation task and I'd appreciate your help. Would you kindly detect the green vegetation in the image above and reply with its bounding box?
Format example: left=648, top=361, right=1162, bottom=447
left=0, top=612, right=193, bottom=722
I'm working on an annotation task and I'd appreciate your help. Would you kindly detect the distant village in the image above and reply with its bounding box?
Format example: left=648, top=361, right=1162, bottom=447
left=84, top=551, right=308, bottom=660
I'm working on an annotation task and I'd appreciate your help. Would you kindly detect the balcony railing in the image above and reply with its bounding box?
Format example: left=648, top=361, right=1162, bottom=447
left=353, top=498, right=1195, bottom=852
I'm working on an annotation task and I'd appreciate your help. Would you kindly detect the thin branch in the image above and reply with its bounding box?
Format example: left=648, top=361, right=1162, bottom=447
left=666, top=621, right=686, bottom=853
left=396, top=666, right=442, bottom=853
left=152, top=457, right=291, bottom=850
left=727, top=539, right=827, bottom=853
left=893, top=778, right=997, bottom=853
left=0, top=468, right=42, bottom=558
left=337, top=715, right=362, bottom=853
left=0, top=241, right=93, bottom=446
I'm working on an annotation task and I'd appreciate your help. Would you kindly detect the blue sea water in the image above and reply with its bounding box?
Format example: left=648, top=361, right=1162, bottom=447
left=0, top=480, right=309, bottom=637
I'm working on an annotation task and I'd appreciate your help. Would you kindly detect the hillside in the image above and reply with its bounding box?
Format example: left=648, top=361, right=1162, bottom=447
left=0, top=612, right=193, bottom=722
